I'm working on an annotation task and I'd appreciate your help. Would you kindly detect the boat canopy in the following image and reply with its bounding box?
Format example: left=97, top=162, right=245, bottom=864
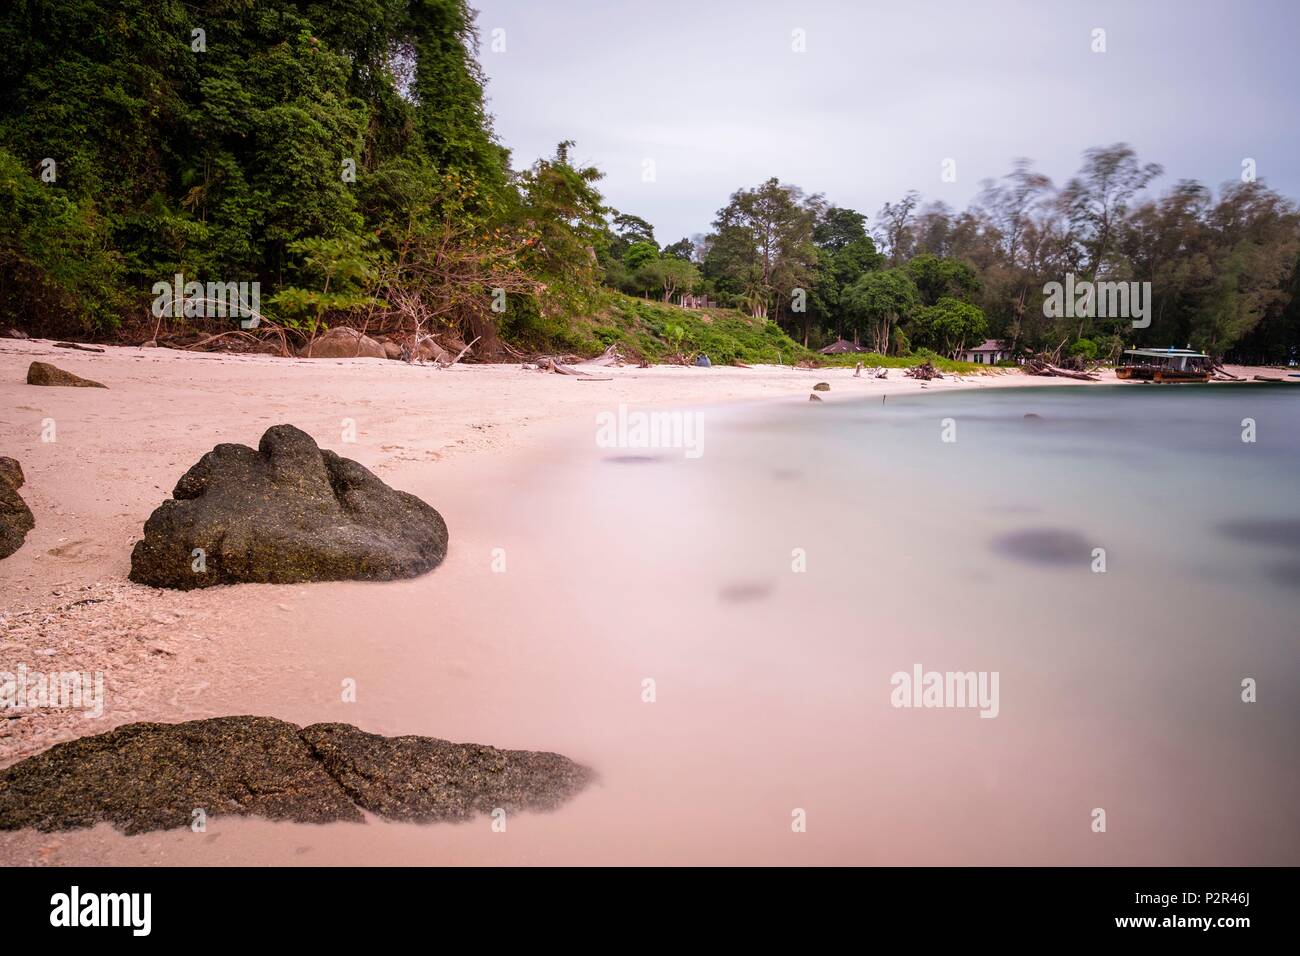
left=1122, top=348, right=1209, bottom=359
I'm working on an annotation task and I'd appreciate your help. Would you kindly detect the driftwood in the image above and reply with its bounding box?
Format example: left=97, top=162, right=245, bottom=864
left=1025, top=358, right=1100, bottom=381
left=1211, top=362, right=1244, bottom=381
left=54, top=341, right=105, bottom=353
left=443, top=336, right=479, bottom=367
left=575, top=344, right=626, bottom=368
left=537, top=357, right=604, bottom=377
left=904, top=361, right=942, bottom=381
left=176, top=327, right=293, bottom=357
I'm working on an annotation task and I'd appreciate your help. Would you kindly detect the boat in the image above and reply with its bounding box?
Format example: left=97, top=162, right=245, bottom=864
left=1116, top=348, right=1212, bottom=383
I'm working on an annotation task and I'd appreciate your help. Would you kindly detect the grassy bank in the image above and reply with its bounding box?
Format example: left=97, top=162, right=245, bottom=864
left=548, top=293, right=987, bottom=371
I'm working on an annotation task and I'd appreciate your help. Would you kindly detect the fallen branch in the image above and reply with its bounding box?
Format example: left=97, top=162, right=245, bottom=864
left=440, top=336, right=480, bottom=368
left=1025, top=358, right=1099, bottom=381
left=177, top=326, right=293, bottom=358
left=575, top=343, right=626, bottom=368
left=1211, top=362, right=1244, bottom=381
left=537, top=357, right=600, bottom=377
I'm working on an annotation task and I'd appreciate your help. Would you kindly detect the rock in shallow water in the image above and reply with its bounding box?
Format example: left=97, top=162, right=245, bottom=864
left=992, top=528, right=1090, bottom=566
left=0, top=716, right=592, bottom=834
left=0, top=457, right=35, bottom=559
left=26, top=361, right=106, bottom=388
left=302, top=722, right=593, bottom=822
left=129, top=424, right=448, bottom=588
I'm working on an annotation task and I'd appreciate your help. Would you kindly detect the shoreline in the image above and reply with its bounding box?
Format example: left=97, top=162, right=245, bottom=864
left=0, top=337, right=1084, bottom=758
left=0, top=338, right=1289, bottom=866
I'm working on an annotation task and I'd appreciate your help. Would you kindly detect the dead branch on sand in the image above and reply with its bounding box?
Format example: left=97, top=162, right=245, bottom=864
left=1025, top=358, right=1100, bottom=381
left=574, top=344, right=627, bottom=368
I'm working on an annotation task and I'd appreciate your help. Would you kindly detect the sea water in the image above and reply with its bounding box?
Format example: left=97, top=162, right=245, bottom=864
left=506, top=384, right=1300, bottom=863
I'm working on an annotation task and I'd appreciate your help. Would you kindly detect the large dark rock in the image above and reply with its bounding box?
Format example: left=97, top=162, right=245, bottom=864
left=0, top=457, right=34, bottom=559
left=0, top=717, right=360, bottom=835
left=0, top=717, right=592, bottom=834
left=129, top=424, right=448, bottom=588
left=26, top=361, right=106, bottom=388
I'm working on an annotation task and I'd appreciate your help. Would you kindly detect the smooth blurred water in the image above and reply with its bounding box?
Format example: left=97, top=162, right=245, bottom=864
left=521, top=384, right=1300, bottom=863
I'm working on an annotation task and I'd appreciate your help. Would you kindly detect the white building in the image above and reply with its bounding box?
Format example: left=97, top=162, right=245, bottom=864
left=956, top=339, right=1012, bottom=364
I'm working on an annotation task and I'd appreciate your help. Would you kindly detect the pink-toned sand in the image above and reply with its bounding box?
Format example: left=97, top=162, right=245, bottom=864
left=0, top=339, right=1277, bottom=865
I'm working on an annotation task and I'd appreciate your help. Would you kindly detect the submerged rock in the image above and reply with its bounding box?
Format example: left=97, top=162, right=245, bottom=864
left=992, top=528, right=1090, bottom=567
left=26, top=361, right=106, bottom=388
left=0, top=457, right=35, bottom=558
left=813, top=382, right=830, bottom=391
left=1216, top=517, right=1300, bottom=551
left=717, top=581, right=774, bottom=603
left=0, top=716, right=591, bottom=834
left=299, top=327, right=387, bottom=359
left=129, top=424, right=449, bottom=588
left=808, top=393, right=823, bottom=402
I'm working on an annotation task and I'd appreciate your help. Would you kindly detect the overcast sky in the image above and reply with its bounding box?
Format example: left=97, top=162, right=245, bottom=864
left=470, top=0, right=1299, bottom=243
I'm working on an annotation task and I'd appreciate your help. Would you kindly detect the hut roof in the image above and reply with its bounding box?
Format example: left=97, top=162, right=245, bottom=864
left=965, top=340, right=1008, bottom=352
left=818, top=339, right=867, bottom=354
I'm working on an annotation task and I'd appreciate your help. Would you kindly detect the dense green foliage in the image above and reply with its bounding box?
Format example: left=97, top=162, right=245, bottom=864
left=3, top=3, right=1296, bottom=366
left=0, top=0, right=609, bottom=351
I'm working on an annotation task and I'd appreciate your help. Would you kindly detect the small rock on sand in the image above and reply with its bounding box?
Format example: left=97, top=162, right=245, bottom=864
left=26, top=361, right=106, bottom=388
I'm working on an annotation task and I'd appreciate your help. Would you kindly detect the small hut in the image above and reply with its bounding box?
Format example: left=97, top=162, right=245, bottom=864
left=819, top=339, right=867, bottom=355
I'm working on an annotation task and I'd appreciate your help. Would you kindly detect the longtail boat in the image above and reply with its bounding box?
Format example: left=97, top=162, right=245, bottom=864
left=1116, top=348, right=1212, bottom=383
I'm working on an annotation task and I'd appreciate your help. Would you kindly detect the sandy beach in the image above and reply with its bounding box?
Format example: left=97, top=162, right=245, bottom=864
left=2, top=338, right=1293, bottom=866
